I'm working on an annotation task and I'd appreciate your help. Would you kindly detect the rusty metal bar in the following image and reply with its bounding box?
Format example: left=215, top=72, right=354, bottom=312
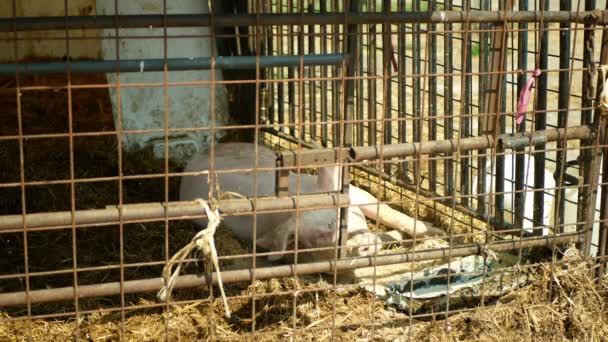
left=480, top=4, right=512, bottom=135
left=336, top=0, right=359, bottom=259
left=277, top=147, right=349, bottom=168
left=0, top=193, right=349, bottom=231
left=349, top=125, right=593, bottom=161
left=0, top=11, right=607, bottom=32
left=0, top=54, right=345, bottom=75
left=264, top=126, right=593, bottom=232
left=0, top=232, right=582, bottom=307
left=356, top=163, right=518, bottom=232
left=585, top=1, right=608, bottom=257
left=498, top=125, right=594, bottom=148
left=479, top=0, right=513, bottom=224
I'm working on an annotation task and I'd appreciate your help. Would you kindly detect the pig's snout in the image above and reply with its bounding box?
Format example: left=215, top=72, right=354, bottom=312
left=347, top=232, right=382, bottom=257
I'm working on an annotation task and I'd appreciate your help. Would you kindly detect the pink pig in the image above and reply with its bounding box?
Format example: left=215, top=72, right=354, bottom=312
left=180, top=143, right=382, bottom=261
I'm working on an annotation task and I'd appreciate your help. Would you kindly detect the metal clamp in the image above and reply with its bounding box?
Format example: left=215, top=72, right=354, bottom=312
left=553, top=158, right=584, bottom=186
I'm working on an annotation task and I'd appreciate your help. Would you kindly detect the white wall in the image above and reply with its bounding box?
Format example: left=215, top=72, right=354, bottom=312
left=0, top=0, right=101, bottom=61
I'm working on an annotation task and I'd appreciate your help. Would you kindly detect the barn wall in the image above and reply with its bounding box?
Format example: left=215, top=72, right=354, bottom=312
left=0, top=0, right=101, bottom=61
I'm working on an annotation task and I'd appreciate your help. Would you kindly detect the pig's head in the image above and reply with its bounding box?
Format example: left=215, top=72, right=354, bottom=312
left=296, top=208, right=340, bottom=249
left=256, top=208, right=383, bottom=261
left=346, top=230, right=382, bottom=257
left=291, top=208, right=383, bottom=257
left=254, top=209, right=337, bottom=262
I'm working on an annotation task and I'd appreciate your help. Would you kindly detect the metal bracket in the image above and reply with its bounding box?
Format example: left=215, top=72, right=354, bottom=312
left=554, top=158, right=584, bottom=186
left=275, top=153, right=290, bottom=198
left=277, top=147, right=349, bottom=169
left=274, top=147, right=350, bottom=197
left=274, top=147, right=352, bottom=259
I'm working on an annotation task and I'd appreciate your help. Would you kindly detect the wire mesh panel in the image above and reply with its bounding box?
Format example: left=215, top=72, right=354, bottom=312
left=1, top=0, right=608, bottom=340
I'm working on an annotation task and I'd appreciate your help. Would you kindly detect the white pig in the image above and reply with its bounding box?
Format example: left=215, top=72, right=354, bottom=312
left=317, top=165, right=444, bottom=238
left=179, top=142, right=381, bottom=261
left=474, top=153, right=555, bottom=235
left=474, top=153, right=602, bottom=243
left=560, top=159, right=602, bottom=256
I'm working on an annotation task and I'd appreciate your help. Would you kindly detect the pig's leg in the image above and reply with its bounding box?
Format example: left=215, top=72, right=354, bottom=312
left=318, top=165, right=443, bottom=237
left=350, top=185, right=444, bottom=237
left=254, top=218, right=294, bottom=261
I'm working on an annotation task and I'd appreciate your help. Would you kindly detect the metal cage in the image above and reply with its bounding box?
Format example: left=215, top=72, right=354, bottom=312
left=1, top=0, right=608, bottom=340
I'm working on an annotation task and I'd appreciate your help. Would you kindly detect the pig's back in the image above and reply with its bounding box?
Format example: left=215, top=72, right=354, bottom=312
left=180, top=143, right=278, bottom=200
left=179, top=143, right=289, bottom=242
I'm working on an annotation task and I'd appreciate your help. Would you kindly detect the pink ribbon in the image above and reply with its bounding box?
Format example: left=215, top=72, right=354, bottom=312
left=516, top=69, right=542, bottom=127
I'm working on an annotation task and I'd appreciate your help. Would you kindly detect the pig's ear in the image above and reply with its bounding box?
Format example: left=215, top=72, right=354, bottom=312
left=256, top=229, right=291, bottom=261
left=318, top=165, right=340, bottom=192
left=313, top=229, right=336, bottom=246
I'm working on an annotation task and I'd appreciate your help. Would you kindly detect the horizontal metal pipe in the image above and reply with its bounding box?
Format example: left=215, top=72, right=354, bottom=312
left=354, top=164, right=518, bottom=231
left=0, top=54, right=344, bottom=75
left=0, top=193, right=349, bottom=231
left=0, top=232, right=581, bottom=307
left=0, top=11, right=606, bottom=32
left=498, top=125, right=594, bottom=149
left=264, top=128, right=522, bottom=230
left=350, top=125, right=593, bottom=161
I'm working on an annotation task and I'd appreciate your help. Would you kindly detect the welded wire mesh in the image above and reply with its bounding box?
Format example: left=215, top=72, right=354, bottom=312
left=1, top=0, right=608, bottom=340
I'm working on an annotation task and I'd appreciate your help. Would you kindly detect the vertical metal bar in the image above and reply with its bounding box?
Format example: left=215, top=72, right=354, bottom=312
left=277, top=1, right=286, bottom=133
left=412, top=0, right=421, bottom=185
left=444, top=0, right=454, bottom=197
left=599, top=120, right=608, bottom=276
left=494, top=0, right=510, bottom=224
left=428, top=0, right=437, bottom=193
left=355, top=0, right=364, bottom=146
left=580, top=0, right=596, bottom=247
left=367, top=0, right=377, bottom=147
left=110, top=0, right=127, bottom=335
left=288, top=0, right=296, bottom=137
left=320, top=0, right=328, bottom=146
left=339, top=0, right=358, bottom=259
left=251, top=1, right=263, bottom=336
left=298, top=1, right=307, bottom=142
left=162, top=0, right=176, bottom=336
left=460, top=0, right=473, bottom=207
left=494, top=0, right=513, bottom=226
left=582, top=0, right=596, bottom=127
left=583, top=1, right=608, bottom=257
left=398, top=0, right=409, bottom=182
left=382, top=0, right=392, bottom=170
left=533, top=0, right=549, bottom=234
left=514, top=0, right=529, bottom=230
left=476, top=0, right=489, bottom=216
left=266, top=0, right=275, bottom=125
left=308, top=0, right=316, bottom=141
left=12, top=0, right=33, bottom=336
left=332, top=0, right=341, bottom=145
left=555, top=0, right=571, bottom=233
left=479, top=0, right=513, bottom=224
left=63, top=0, right=81, bottom=336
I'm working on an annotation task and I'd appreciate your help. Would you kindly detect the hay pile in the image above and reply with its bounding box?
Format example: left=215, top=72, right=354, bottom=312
left=412, top=249, right=608, bottom=341
left=2, top=250, right=607, bottom=341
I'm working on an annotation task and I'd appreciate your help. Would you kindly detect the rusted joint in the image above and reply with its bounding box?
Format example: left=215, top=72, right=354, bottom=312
left=590, top=8, right=603, bottom=22
left=274, top=147, right=349, bottom=197
left=277, top=147, right=350, bottom=169
left=553, top=159, right=583, bottom=186
left=478, top=243, right=497, bottom=260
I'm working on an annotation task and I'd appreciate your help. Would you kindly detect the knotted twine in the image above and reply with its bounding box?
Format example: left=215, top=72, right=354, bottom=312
left=157, top=179, right=246, bottom=319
